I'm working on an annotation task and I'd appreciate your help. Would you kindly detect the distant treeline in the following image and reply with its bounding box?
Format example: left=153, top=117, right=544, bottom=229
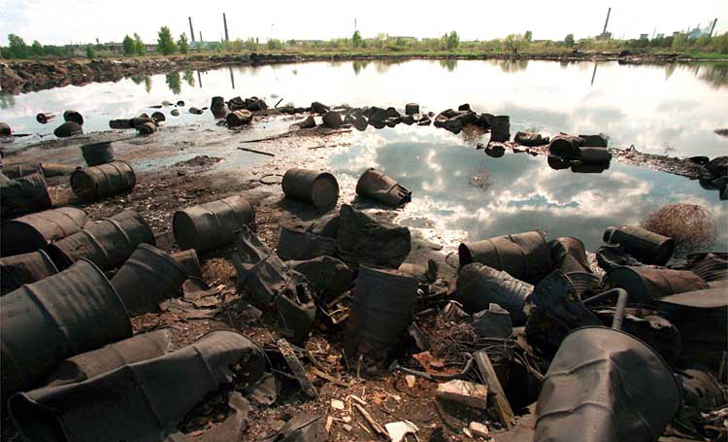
left=2, top=29, right=727, bottom=60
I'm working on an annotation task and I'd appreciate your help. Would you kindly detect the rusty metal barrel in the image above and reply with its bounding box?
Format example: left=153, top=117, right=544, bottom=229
left=345, top=265, right=418, bottom=361
left=356, top=168, right=412, bottom=207
left=535, top=326, right=681, bottom=442
left=1, top=207, right=88, bottom=256
left=109, top=119, right=133, bottom=129
left=455, top=262, right=534, bottom=325
left=63, top=110, right=84, bottom=126
left=459, top=230, right=553, bottom=284
left=70, top=160, right=136, bottom=202
left=490, top=115, right=510, bottom=142
left=48, top=209, right=155, bottom=271
left=80, top=141, right=115, bottom=167
left=171, top=249, right=203, bottom=278
left=282, top=168, right=339, bottom=209
left=1, top=162, right=42, bottom=179
left=173, top=195, right=255, bottom=254
left=36, top=113, right=56, bottom=124
left=549, top=237, right=592, bottom=274
left=111, top=244, right=189, bottom=316
left=549, top=134, right=582, bottom=159
left=0, top=172, right=52, bottom=218
left=578, top=146, right=612, bottom=163
left=54, top=121, right=83, bottom=138
left=603, top=225, right=675, bottom=266
left=0, top=250, right=58, bottom=295
left=0, top=259, right=132, bottom=396
left=45, top=329, right=171, bottom=387
left=604, top=266, right=708, bottom=305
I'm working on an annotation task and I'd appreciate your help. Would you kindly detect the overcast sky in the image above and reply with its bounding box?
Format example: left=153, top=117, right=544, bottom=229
left=1, top=0, right=726, bottom=46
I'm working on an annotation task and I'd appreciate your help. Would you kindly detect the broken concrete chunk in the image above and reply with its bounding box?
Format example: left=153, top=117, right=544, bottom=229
left=469, top=421, right=490, bottom=438
left=385, top=420, right=419, bottom=442
left=331, top=399, right=345, bottom=410
left=436, top=379, right=489, bottom=410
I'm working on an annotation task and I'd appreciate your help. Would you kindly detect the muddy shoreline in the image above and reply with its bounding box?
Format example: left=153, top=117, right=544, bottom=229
left=1, top=112, right=725, bottom=442
left=2, top=50, right=726, bottom=94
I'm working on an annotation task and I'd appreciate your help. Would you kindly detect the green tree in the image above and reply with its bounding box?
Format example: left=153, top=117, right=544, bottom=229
left=447, top=31, right=459, bottom=50
left=177, top=33, right=189, bottom=54
left=267, top=39, right=283, bottom=50
left=85, top=45, right=96, bottom=59
left=133, top=33, right=145, bottom=55
left=7, top=34, right=30, bottom=58
left=504, top=34, right=525, bottom=54
left=157, top=26, right=177, bottom=55
left=695, top=34, right=711, bottom=49
left=716, top=32, right=728, bottom=54
left=524, top=31, right=533, bottom=43
left=31, top=40, right=45, bottom=57
left=122, top=35, right=136, bottom=56
left=672, top=32, right=688, bottom=50
left=564, top=34, right=575, bottom=47
left=352, top=30, right=362, bottom=47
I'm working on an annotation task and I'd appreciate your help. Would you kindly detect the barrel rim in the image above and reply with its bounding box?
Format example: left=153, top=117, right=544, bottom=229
left=172, top=210, right=200, bottom=252
left=558, top=325, right=683, bottom=408
left=134, top=243, right=192, bottom=277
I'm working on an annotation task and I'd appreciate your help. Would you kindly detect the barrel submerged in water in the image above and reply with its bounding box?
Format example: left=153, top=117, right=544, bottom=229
left=355, top=168, right=412, bottom=207
left=603, top=225, right=675, bottom=266
left=63, top=110, right=84, bottom=126
left=36, top=113, right=56, bottom=124
left=282, top=168, right=339, bottom=209
left=459, top=230, right=553, bottom=284
left=70, top=161, right=136, bottom=202
left=110, top=244, right=189, bottom=316
left=0, top=259, right=132, bottom=396
left=344, top=265, right=418, bottom=361
left=80, top=141, right=115, bottom=167
left=173, top=195, right=256, bottom=254
left=0, top=206, right=88, bottom=256
left=490, top=115, right=510, bottom=142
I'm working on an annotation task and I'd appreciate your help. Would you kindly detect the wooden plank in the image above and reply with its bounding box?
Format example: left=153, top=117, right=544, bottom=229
left=474, top=350, right=514, bottom=430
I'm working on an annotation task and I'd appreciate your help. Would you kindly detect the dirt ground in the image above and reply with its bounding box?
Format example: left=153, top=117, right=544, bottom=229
left=0, top=112, right=717, bottom=442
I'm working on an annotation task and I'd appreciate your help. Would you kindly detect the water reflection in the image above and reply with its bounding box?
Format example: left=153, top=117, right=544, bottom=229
left=497, top=59, right=528, bottom=73
left=165, top=72, right=181, bottom=95
left=439, top=59, right=457, bottom=72
left=352, top=60, right=370, bottom=75
left=330, top=127, right=727, bottom=251
left=229, top=66, right=235, bottom=90
left=3, top=60, right=727, bottom=157
left=0, top=92, right=15, bottom=110
left=699, top=64, right=727, bottom=89
left=183, top=70, right=196, bottom=88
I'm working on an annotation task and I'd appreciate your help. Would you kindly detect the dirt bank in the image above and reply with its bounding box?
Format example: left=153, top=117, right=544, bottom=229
left=3, top=50, right=723, bottom=94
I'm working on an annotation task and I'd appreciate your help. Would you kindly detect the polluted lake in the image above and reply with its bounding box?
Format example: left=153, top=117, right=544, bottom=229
left=1, top=57, right=728, bottom=442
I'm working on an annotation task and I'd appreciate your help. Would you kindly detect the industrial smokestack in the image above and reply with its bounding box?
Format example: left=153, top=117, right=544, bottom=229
left=189, top=17, right=195, bottom=43
left=709, top=18, right=718, bottom=37
left=223, top=13, right=229, bottom=42
left=200, top=31, right=203, bottom=43
left=602, top=7, right=612, bottom=35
